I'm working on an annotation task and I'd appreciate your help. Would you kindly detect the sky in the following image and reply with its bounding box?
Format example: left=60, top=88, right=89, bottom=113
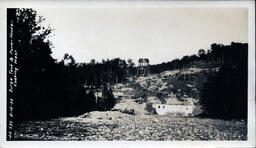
left=37, top=8, right=248, bottom=65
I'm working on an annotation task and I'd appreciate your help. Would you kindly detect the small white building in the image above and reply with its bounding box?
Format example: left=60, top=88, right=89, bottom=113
left=152, top=104, right=193, bottom=116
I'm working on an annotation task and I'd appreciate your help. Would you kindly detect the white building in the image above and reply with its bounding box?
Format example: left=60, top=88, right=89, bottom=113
left=152, top=104, right=193, bottom=116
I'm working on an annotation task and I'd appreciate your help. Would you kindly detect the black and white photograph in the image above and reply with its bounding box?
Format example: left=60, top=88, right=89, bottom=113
left=0, top=0, right=255, bottom=148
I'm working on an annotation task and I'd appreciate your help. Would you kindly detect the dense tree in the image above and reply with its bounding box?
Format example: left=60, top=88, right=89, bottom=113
left=10, top=8, right=60, bottom=120
left=200, top=43, right=248, bottom=119
left=97, top=84, right=116, bottom=111
left=198, top=49, right=207, bottom=60
left=10, top=9, right=97, bottom=120
left=62, top=53, right=75, bottom=65
left=200, top=65, right=247, bottom=119
left=198, top=49, right=206, bottom=57
left=127, top=58, right=135, bottom=76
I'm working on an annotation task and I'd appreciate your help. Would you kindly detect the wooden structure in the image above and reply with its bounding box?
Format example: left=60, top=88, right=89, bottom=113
left=137, top=58, right=150, bottom=77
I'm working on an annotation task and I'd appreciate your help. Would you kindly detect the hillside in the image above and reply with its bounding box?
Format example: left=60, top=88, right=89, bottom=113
left=110, top=65, right=220, bottom=116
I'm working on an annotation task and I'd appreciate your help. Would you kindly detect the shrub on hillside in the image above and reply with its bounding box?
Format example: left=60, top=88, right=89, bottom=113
left=97, top=84, right=116, bottom=111
left=120, top=108, right=135, bottom=115
left=145, top=103, right=156, bottom=114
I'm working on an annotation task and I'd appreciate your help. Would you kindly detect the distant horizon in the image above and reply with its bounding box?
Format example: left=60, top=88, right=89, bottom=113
left=37, top=8, right=248, bottom=65
left=52, top=41, right=248, bottom=66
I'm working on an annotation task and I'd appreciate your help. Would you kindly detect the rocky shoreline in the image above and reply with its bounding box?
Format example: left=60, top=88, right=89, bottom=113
left=14, top=111, right=247, bottom=141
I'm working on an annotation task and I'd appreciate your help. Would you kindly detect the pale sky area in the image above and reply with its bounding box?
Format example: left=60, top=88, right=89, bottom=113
left=37, top=8, right=248, bottom=65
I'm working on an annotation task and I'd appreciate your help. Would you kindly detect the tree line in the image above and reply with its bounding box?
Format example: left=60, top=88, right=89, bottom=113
left=8, top=9, right=121, bottom=120
left=150, top=42, right=248, bottom=74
